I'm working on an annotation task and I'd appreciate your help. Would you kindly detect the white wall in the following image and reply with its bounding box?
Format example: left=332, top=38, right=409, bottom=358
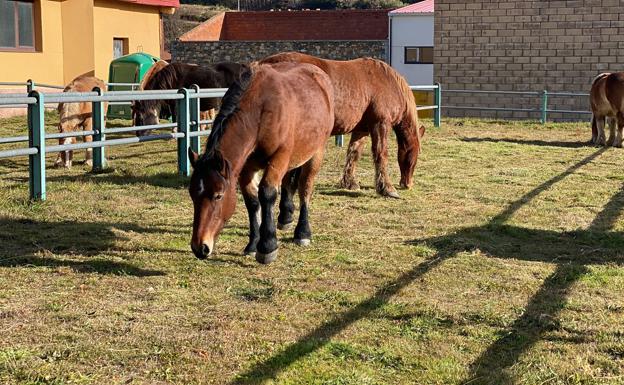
left=389, top=14, right=434, bottom=86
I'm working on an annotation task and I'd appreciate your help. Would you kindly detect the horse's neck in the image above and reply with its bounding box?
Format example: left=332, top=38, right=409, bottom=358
left=214, top=116, right=259, bottom=177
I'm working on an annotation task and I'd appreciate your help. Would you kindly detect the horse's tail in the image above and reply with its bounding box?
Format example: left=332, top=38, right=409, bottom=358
left=592, top=72, right=611, bottom=86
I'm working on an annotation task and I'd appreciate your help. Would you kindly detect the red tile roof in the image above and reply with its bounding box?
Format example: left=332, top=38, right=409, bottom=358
left=117, top=0, right=179, bottom=7
left=389, top=0, right=433, bottom=14
left=180, top=10, right=390, bottom=41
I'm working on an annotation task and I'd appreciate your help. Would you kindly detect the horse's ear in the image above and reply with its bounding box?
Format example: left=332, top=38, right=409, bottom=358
left=212, top=150, right=230, bottom=179
left=188, top=147, right=199, bottom=168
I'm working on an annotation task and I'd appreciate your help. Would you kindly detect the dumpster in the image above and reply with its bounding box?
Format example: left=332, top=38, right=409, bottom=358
left=107, top=52, right=160, bottom=119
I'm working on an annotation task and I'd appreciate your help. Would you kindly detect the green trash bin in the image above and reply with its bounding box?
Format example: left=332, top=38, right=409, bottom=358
left=107, top=52, right=160, bottom=120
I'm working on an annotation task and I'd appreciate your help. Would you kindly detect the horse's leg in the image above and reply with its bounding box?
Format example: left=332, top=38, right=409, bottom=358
left=256, top=152, right=290, bottom=264
left=591, top=114, right=598, bottom=144
left=278, top=168, right=300, bottom=231
left=596, top=115, right=607, bottom=146
left=339, top=130, right=368, bottom=190
left=83, top=118, right=93, bottom=166
left=294, top=151, right=324, bottom=246
left=615, top=113, right=624, bottom=148
left=370, top=120, right=399, bottom=198
left=239, top=165, right=262, bottom=257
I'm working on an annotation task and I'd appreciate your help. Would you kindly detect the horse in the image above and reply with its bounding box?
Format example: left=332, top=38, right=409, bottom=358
left=188, top=62, right=335, bottom=265
left=55, top=75, right=107, bottom=168
left=132, top=61, right=247, bottom=136
left=260, top=52, right=425, bottom=204
left=590, top=72, right=623, bottom=147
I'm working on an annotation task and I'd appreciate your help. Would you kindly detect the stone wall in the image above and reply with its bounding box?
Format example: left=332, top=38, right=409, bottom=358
left=434, top=0, right=622, bottom=121
left=172, top=40, right=387, bottom=65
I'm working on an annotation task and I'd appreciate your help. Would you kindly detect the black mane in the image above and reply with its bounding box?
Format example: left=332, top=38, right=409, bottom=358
left=201, top=66, right=253, bottom=162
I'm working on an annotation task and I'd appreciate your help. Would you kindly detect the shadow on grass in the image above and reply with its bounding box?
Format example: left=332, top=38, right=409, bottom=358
left=460, top=137, right=592, bottom=149
left=231, top=148, right=624, bottom=384
left=0, top=217, right=166, bottom=276
left=44, top=171, right=188, bottom=189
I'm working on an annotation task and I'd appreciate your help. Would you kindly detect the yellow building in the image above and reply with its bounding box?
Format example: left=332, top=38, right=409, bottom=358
left=0, top=0, right=178, bottom=86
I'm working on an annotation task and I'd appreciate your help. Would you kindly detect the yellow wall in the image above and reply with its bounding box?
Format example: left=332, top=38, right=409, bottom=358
left=0, top=0, right=65, bottom=86
left=61, top=0, right=95, bottom=83
left=93, top=0, right=162, bottom=82
left=0, top=0, right=163, bottom=87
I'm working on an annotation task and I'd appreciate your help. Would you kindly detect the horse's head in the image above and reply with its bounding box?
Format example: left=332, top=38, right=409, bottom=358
left=398, top=124, right=426, bottom=189
left=132, top=100, right=160, bottom=136
left=188, top=148, right=237, bottom=259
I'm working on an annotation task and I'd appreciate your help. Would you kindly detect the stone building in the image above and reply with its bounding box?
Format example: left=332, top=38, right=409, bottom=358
left=434, top=0, right=621, bottom=120
left=172, top=10, right=389, bottom=64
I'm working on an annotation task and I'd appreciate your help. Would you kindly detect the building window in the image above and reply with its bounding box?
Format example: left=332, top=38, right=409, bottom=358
left=0, top=0, right=35, bottom=50
left=113, top=38, right=129, bottom=59
left=405, top=47, right=433, bottom=64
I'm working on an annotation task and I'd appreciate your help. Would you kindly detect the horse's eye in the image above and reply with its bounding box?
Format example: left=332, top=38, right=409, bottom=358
left=214, top=193, right=224, bottom=201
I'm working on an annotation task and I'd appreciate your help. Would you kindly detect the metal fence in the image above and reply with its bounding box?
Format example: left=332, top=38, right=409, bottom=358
left=0, top=80, right=140, bottom=94
left=445, top=89, right=591, bottom=123
left=0, top=83, right=441, bottom=202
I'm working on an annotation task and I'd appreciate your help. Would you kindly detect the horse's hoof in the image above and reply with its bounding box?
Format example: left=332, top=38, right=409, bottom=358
left=294, top=238, right=311, bottom=247
left=256, top=250, right=278, bottom=265
left=244, top=250, right=256, bottom=258
left=277, top=222, right=293, bottom=231
left=399, top=182, right=412, bottom=190
left=381, top=190, right=401, bottom=199
left=339, top=179, right=360, bottom=190
left=84, top=160, right=93, bottom=167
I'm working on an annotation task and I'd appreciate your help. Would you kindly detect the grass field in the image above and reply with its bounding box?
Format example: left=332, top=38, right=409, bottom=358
left=0, top=113, right=623, bottom=385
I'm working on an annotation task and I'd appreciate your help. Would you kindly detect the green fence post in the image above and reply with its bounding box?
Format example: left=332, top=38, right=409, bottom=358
left=335, top=135, right=344, bottom=147
left=28, top=91, right=46, bottom=201
left=27, top=79, right=34, bottom=93
left=434, top=82, right=442, bottom=128
left=177, top=88, right=191, bottom=176
left=190, top=84, right=201, bottom=155
left=92, top=87, right=106, bottom=172
left=541, top=90, right=548, bottom=124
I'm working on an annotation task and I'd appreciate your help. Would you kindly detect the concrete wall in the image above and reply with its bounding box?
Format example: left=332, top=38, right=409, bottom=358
left=172, top=40, right=387, bottom=64
left=434, top=0, right=620, bottom=121
left=390, top=14, right=434, bottom=85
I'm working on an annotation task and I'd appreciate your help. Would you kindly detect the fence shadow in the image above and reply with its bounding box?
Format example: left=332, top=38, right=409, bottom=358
left=44, top=171, right=188, bottom=189
left=0, top=217, right=167, bottom=276
left=460, top=137, right=592, bottom=149
left=230, top=148, right=616, bottom=384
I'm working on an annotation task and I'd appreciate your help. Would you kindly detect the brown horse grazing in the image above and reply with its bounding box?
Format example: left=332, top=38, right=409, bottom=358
left=590, top=72, right=624, bottom=147
left=260, top=52, right=424, bottom=201
left=55, top=75, right=107, bottom=168
left=132, top=61, right=247, bottom=136
left=188, top=62, right=335, bottom=264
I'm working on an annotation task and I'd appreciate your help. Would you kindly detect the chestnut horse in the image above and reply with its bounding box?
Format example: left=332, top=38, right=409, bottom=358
left=188, top=62, right=335, bottom=264
left=590, top=72, right=624, bottom=147
left=133, top=61, right=247, bottom=136
left=55, top=75, right=107, bottom=168
left=260, top=52, right=424, bottom=202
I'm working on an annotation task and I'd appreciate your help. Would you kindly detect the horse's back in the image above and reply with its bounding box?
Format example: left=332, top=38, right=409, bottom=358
left=593, top=72, right=624, bottom=116
left=59, top=75, right=106, bottom=129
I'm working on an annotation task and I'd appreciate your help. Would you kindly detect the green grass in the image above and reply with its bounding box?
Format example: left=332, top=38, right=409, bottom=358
left=0, top=114, right=623, bottom=384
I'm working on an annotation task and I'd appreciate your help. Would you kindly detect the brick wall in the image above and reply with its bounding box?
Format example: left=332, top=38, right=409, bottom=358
left=172, top=40, right=387, bottom=65
left=434, top=0, right=622, bottom=121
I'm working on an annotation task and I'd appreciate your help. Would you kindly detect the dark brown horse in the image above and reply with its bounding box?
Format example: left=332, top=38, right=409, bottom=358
left=260, top=52, right=424, bottom=202
left=188, top=62, right=335, bottom=264
left=132, top=61, right=247, bottom=136
left=590, top=72, right=624, bottom=147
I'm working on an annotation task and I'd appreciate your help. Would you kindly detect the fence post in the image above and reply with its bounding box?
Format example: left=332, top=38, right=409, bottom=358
left=335, top=135, right=344, bottom=147
left=434, top=82, right=442, bottom=128
left=28, top=91, right=46, bottom=201
left=26, top=79, right=34, bottom=93
left=541, top=90, right=548, bottom=124
left=190, top=84, right=201, bottom=155
left=92, top=87, right=106, bottom=172
left=177, top=88, right=191, bottom=176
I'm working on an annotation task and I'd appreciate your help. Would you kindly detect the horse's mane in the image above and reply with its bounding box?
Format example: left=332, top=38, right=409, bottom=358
left=139, top=63, right=183, bottom=110
left=201, top=66, right=254, bottom=161
left=372, top=59, right=422, bottom=154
